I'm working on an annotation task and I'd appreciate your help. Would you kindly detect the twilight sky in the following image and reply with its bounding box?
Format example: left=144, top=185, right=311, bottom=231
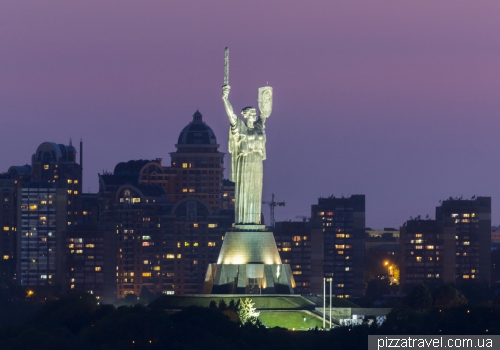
left=1, top=1, right=499, bottom=228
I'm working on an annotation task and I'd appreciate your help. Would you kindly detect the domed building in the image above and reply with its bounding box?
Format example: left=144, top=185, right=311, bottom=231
left=168, top=110, right=225, bottom=212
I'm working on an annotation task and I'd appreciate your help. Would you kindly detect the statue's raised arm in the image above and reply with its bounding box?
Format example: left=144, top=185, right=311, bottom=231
left=222, top=85, right=238, bottom=127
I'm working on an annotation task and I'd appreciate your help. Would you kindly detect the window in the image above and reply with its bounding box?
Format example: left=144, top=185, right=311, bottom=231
left=282, top=248, right=291, bottom=252
left=184, top=242, right=190, bottom=247
left=153, top=266, right=160, bottom=271
left=166, top=254, right=175, bottom=259
left=208, top=242, right=216, bottom=247
left=208, top=223, right=217, bottom=228
left=95, top=267, right=101, bottom=271
left=142, top=272, right=151, bottom=277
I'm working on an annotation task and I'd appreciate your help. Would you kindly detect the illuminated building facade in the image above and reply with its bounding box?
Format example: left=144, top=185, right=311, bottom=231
left=273, top=221, right=323, bottom=294
left=63, top=225, right=116, bottom=303
left=311, top=195, right=365, bottom=298
left=0, top=167, right=31, bottom=267
left=16, top=141, right=83, bottom=287
left=98, top=111, right=233, bottom=298
left=435, top=197, right=491, bottom=284
left=399, top=219, right=456, bottom=290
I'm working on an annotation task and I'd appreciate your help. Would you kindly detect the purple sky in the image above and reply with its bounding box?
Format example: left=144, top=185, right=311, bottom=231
left=1, top=1, right=499, bottom=228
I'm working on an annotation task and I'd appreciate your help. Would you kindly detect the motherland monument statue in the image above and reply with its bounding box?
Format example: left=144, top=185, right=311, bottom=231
left=203, top=48, right=295, bottom=294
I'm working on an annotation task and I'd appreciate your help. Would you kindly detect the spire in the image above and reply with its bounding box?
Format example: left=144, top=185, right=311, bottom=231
left=69, top=138, right=72, bottom=146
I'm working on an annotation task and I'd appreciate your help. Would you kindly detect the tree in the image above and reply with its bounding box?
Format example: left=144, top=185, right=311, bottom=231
left=404, top=284, right=432, bottom=311
left=433, top=284, right=467, bottom=308
left=218, top=298, right=227, bottom=311
left=238, top=298, right=260, bottom=325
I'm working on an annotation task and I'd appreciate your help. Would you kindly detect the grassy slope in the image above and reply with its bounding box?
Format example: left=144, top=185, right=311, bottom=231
left=258, top=311, right=329, bottom=330
left=150, top=295, right=317, bottom=310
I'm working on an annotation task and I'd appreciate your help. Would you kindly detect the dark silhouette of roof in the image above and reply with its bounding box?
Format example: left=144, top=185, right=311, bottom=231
left=114, top=160, right=152, bottom=176
left=177, top=110, right=217, bottom=145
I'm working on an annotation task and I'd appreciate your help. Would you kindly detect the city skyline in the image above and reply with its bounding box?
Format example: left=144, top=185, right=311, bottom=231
left=1, top=1, right=499, bottom=228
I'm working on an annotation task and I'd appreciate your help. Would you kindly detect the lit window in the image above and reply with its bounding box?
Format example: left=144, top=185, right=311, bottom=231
left=44, top=165, right=49, bottom=170
left=74, top=180, right=78, bottom=184
left=88, top=256, right=94, bottom=260
left=142, top=242, right=151, bottom=246
left=2, top=255, right=9, bottom=260
left=85, top=244, right=95, bottom=248
left=416, top=257, right=422, bottom=262
left=143, top=260, right=149, bottom=264
left=192, top=260, right=198, bottom=265
left=189, top=188, right=195, bottom=193
left=293, top=271, right=302, bottom=275
left=463, top=213, right=470, bottom=218
left=292, top=236, right=302, bottom=242
left=282, top=248, right=291, bottom=252
left=29, top=205, right=38, bottom=210
left=193, top=223, right=198, bottom=228
left=176, top=254, right=181, bottom=259
left=335, top=245, right=345, bottom=249
left=177, top=242, right=181, bottom=248
left=153, top=266, right=160, bottom=271
left=95, top=267, right=101, bottom=271
left=67, top=179, right=73, bottom=184
left=166, top=254, right=175, bottom=259
left=426, top=245, right=434, bottom=250
left=184, top=242, right=190, bottom=247
left=463, top=275, right=469, bottom=279
left=463, top=241, right=470, bottom=246
left=76, top=250, right=83, bottom=254
left=182, top=163, right=188, bottom=168
left=3, top=227, right=9, bottom=231
left=451, top=214, right=459, bottom=218
left=142, top=272, right=151, bottom=277
left=208, top=223, right=217, bottom=228
left=193, top=242, right=198, bottom=247
left=208, top=242, right=216, bottom=247
left=67, top=190, right=72, bottom=194
left=345, top=267, right=350, bottom=271
left=142, top=236, right=151, bottom=240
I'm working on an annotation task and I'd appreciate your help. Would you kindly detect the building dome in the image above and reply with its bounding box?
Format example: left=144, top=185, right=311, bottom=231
left=177, top=110, right=217, bottom=145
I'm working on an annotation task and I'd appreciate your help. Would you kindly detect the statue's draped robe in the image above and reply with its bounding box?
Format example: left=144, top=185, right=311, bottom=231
left=229, top=118, right=266, bottom=224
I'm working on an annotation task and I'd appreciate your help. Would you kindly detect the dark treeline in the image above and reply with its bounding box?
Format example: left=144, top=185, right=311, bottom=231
left=1, top=285, right=500, bottom=349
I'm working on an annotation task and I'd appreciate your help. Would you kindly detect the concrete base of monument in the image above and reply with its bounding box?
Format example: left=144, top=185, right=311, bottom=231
left=203, top=228, right=296, bottom=294
left=203, top=263, right=296, bottom=294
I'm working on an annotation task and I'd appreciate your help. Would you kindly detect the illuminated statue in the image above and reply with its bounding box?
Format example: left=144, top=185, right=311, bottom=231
left=222, top=49, right=273, bottom=224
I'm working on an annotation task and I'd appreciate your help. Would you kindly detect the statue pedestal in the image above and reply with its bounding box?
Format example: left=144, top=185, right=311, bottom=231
left=204, top=226, right=296, bottom=294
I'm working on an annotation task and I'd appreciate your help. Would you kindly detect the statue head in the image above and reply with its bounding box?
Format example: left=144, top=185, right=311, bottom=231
left=241, top=107, right=257, bottom=127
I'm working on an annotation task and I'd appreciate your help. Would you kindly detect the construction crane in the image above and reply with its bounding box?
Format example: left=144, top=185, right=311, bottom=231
left=262, top=193, right=285, bottom=227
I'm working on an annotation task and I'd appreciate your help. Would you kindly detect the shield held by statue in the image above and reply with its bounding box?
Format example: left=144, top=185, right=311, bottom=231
left=258, top=86, right=273, bottom=117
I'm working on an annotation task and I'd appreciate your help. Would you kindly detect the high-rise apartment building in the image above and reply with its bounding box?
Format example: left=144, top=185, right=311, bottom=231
left=98, top=111, right=234, bottom=298
left=435, top=197, right=491, bottom=284
left=311, top=195, right=365, bottom=298
left=15, top=142, right=83, bottom=287
left=399, top=219, right=456, bottom=289
left=274, top=195, right=366, bottom=297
